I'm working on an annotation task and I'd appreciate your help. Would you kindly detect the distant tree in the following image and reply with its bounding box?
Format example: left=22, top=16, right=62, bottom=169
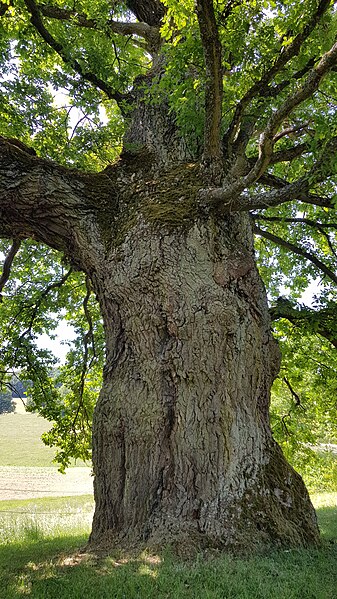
left=0, top=387, right=14, bottom=413
left=10, top=375, right=30, bottom=398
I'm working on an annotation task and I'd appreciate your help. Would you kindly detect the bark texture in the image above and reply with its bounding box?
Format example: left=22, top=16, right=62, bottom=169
left=0, top=136, right=320, bottom=552
left=90, top=211, right=319, bottom=552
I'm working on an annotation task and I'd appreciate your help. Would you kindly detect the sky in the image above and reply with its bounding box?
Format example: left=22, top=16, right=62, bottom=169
left=35, top=320, right=76, bottom=363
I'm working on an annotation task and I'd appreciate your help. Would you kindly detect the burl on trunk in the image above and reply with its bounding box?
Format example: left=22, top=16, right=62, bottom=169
left=90, top=210, right=319, bottom=552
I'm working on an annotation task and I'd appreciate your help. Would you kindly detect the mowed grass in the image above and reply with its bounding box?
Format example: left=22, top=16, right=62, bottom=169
left=0, top=412, right=87, bottom=467
left=0, top=413, right=56, bottom=467
left=0, top=493, right=336, bottom=599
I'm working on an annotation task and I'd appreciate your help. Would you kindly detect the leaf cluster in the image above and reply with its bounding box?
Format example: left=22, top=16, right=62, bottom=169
left=0, top=240, right=104, bottom=469
left=270, top=315, right=337, bottom=490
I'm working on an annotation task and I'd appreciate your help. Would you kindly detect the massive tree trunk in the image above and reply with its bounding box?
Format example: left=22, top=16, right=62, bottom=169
left=81, top=76, right=319, bottom=551
left=2, top=0, right=337, bottom=557
left=0, top=118, right=319, bottom=552
left=89, top=207, right=319, bottom=551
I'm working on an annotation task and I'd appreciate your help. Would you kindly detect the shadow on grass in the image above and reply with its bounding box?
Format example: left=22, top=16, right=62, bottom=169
left=0, top=506, right=336, bottom=599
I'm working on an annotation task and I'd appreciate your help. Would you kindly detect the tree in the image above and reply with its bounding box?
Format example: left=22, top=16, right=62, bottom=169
left=270, top=312, right=337, bottom=492
left=1, top=0, right=337, bottom=552
left=0, top=387, right=13, bottom=413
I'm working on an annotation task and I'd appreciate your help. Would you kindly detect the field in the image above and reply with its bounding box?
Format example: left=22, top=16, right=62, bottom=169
left=0, top=412, right=91, bottom=500
left=0, top=412, right=56, bottom=467
left=0, top=412, right=89, bottom=468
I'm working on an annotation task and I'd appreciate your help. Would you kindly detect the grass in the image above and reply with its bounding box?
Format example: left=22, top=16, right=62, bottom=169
left=0, top=493, right=336, bottom=599
left=311, top=492, right=337, bottom=540
left=0, top=495, right=94, bottom=544
left=0, top=412, right=87, bottom=467
left=0, top=413, right=56, bottom=467
left=1, top=412, right=336, bottom=597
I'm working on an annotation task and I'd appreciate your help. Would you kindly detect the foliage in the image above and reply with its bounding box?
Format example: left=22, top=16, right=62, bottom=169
left=0, top=389, right=13, bottom=414
left=269, top=301, right=337, bottom=490
left=0, top=0, right=336, bottom=475
left=0, top=239, right=104, bottom=470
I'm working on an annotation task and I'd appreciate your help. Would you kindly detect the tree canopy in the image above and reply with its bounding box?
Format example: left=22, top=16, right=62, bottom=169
left=0, top=0, right=337, bottom=477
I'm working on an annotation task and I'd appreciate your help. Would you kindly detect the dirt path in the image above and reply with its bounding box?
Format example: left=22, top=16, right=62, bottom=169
left=0, top=466, right=93, bottom=500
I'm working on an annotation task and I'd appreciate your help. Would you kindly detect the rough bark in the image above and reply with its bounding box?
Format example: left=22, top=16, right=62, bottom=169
left=89, top=211, right=319, bottom=552
left=196, top=0, right=223, bottom=177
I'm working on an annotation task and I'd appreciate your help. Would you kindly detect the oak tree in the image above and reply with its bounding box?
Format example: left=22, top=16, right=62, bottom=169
left=1, top=0, right=337, bottom=551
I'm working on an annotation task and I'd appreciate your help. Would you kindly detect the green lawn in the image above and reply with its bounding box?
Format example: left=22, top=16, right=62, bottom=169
left=0, top=413, right=55, bottom=467
left=0, top=493, right=336, bottom=599
left=0, top=413, right=86, bottom=467
left=0, top=413, right=336, bottom=597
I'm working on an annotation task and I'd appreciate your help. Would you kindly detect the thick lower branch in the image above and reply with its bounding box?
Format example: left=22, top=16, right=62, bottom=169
left=0, top=137, right=107, bottom=269
left=196, top=0, right=223, bottom=173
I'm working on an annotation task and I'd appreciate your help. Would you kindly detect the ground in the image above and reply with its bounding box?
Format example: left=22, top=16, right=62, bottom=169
left=0, top=466, right=93, bottom=500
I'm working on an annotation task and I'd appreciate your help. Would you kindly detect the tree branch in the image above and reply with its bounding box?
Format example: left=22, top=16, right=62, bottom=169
left=0, top=239, right=21, bottom=301
left=0, top=137, right=108, bottom=265
left=18, top=268, right=73, bottom=341
left=199, top=125, right=337, bottom=208
left=219, top=0, right=242, bottom=23
left=196, top=0, right=223, bottom=177
left=0, top=1, right=9, bottom=16
left=23, top=0, right=126, bottom=105
left=224, top=0, right=333, bottom=153
left=255, top=215, right=337, bottom=257
left=39, top=3, right=161, bottom=51
left=283, top=377, right=302, bottom=407
left=72, top=275, right=95, bottom=431
left=253, top=223, right=337, bottom=285
left=242, top=143, right=311, bottom=182
left=273, top=122, right=311, bottom=143
left=206, top=39, right=337, bottom=205
left=268, top=143, right=310, bottom=165
left=126, top=0, right=166, bottom=27
left=244, top=40, right=337, bottom=187
left=197, top=167, right=334, bottom=210
left=256, top=215, right=337, bottom=229
left=254, top=188, right=333, bottom=210
left=263, top=57, right=318, bottom=99
left=258, top=172, right=290, bottom=189
left=270, top=297, right=337, bottom=349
